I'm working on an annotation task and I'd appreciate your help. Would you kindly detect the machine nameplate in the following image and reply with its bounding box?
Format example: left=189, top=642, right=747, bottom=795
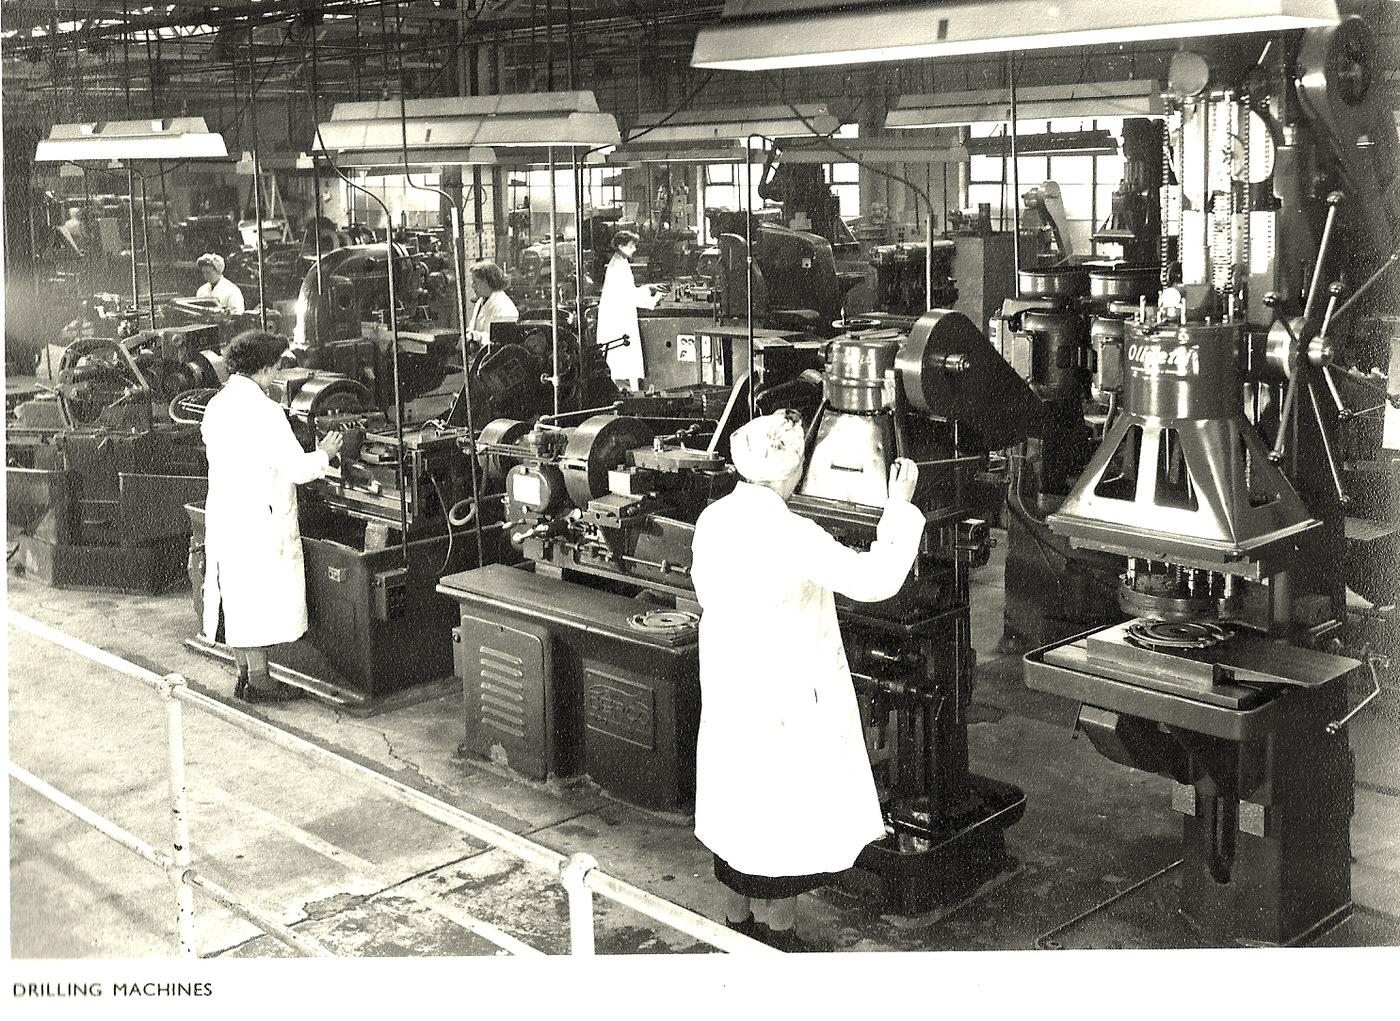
left=585, top=669, right=655, bottom=750
left=1128, top=341, right=1200, bottom=378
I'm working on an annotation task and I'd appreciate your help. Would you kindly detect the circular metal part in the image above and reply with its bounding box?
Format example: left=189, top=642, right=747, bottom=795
left=627, top=609, right=700, bottom=634
left=1018, top=266, right=1089, bottom=299
left=833, top=317, right=883, bottom=333
left=560, top=414, right=655, bottom=507
left=1087, top=264, right=1161, bottom=302
left=288, top=374, right=375, bottom=421
left=506, top=463, right=569, bottom=515
left=825, top=335, right=901, bottom=413
left=1119, top=582, right=1239, bottom=622
left=895, top=309, right=1040, bottom=449
left=1124, top=619, right=1236, bottom=650
left=1167, top=50, right=1211, bottom=98
left=1308, top=336, right=1334, bottom=368
left=1122, top=319, right=1243, bottom=420
left=1265, top=316, right=1305, bottom=379
left=1327, top=16, right=1374, bottom=106
left=477, top=417, right=532, bottom=483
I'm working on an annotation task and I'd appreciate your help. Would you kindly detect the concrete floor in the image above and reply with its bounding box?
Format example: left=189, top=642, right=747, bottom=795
left=8, top=531, right=1400, bottom=967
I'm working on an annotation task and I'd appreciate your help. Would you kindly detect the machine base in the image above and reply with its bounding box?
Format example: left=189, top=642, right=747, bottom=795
left=843, top=775, right=1025, bottom=916
left=185, top=633, right=371, bottom=707
left=12, top=534, right=189, bottom=595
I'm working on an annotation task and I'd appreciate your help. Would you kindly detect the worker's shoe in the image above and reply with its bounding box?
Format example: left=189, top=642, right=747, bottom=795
left=724, top=914, right=767, bottom=943
left=238, top=676, right=304, bottom=705
left=763, top=926, right=820, bottom=953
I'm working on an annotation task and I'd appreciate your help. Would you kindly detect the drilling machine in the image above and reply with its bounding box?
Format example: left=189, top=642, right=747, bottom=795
left=1024, top=8, right=1400, bottom=946
left=438, top=408, right=742, bottom=810
left=440, top=307, right=1044, bottom=914
left=7, top=333, right=214, bottom=594
left=179, top=364, right=504, bottom=703
left=792, top=310, right=1040, bottom=912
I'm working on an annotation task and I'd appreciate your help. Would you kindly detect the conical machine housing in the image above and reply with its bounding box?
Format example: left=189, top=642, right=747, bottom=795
left=1047, top=320, right=1318, bottom=579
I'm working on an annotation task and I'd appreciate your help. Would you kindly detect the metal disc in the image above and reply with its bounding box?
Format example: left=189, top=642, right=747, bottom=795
left=560, top=415, right=655, bottom=507
left=627, top=609, right=700, bottom=633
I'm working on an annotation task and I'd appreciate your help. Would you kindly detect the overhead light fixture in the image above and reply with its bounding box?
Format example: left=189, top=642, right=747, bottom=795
left=692, top=0, right=1338, bottom=71
left=963, top=129, right=1119, bottom=156
left=624, top=103, right=842, bottom=143
left=887, top=81, right=1166, bottom=129
left=34, top=118, right=229, bottom=161
left=776, top=137, right=970, bottom=164
left=314, top=91, right=620, bottom=166
left=606, top=144, right=757, bottom=165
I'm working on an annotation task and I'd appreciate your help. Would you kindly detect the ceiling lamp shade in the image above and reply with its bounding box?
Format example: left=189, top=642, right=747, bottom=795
left=691, top=0, right=1339, bottom=71
left=775, top=138, right=970, bottom=163
left=34, top=118, right=229, bottom=162
left=315, top=91, right=621, bottom=166
left=963, top=129, right=1119, bottom=156
left=626, top=104, right=842, bottom=144
left=887, top=81, right=1165, bottom=129
left=606, top=143, right=757, bottom=165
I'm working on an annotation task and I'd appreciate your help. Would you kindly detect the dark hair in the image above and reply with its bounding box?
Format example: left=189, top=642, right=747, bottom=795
left=469, top=259, right=508, bottom=292
left=223, top=330, right=288, bottom=375
left=611, top=229, right=640, bottom=252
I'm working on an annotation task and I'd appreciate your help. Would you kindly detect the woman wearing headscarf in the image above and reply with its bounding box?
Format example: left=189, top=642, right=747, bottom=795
left=196, top=253, right=245, bottom=315
left=464, top=260, right=519, bottom=346
left=201, top=330, right=342, bottom=704
left=689, top=410, right=922, bottom=952
left=596, top=229, right=662, bottom=390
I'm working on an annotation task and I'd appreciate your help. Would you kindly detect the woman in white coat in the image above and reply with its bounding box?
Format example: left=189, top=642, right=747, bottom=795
left=464, top=260, right=519, bottom=347
left=689, top=410, right=922, bottom=952
left=201, top=330, right=343, bottom=704
left=195, top=253, right=245, bottom=315
left=596, top=230, right=662, bottom=390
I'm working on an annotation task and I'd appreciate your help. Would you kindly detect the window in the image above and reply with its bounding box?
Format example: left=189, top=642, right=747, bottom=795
left=966, top=118, right=1134, bottom=260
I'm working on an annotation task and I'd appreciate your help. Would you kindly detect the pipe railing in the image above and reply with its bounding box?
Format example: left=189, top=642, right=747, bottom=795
left=8, top=610, right=779, bottom=957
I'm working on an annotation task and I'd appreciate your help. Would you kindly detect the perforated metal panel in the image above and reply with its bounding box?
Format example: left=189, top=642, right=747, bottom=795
left=456, top=615, right=551, bottom=781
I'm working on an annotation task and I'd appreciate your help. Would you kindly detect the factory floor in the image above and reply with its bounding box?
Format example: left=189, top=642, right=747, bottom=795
left=7, top=529, right=1400, bottom=1000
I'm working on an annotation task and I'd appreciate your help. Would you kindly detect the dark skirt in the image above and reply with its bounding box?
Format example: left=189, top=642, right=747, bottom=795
left=713, top=854, right=843, bottom=900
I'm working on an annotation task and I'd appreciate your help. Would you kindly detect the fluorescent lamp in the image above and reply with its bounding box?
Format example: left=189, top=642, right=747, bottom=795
left=888, top=81, right=1164, bottom=130
left=626, top=104, right=842, bottom=143
left=776, top=138, right=969, bottom=163
left=34, top=118, right=229, bottom=161
left=888, top=81, right=1165, bottom=129
left=692, top=0, right=1338, bottom=71
left=963, top=129, right=1119, bottom=156
left=315, top=91, right=621, bottom=163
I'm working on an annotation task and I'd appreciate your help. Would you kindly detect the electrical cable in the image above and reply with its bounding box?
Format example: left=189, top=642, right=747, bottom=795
left=430, top=472, right=455, bottom=574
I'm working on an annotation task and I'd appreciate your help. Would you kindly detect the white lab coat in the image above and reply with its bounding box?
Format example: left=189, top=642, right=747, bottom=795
left=200, top=373, right=331, bottom=647
left=467, top=289, right=519, bottom=344
left=689, top=481, right=925, bottom=877
left=597, top=253, right=659, bottom=384
left=196, top=275, right=245, bottom=314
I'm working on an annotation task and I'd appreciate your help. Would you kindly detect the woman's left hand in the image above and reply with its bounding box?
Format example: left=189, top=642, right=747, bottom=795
left=318, top=431, right=345, bottom=460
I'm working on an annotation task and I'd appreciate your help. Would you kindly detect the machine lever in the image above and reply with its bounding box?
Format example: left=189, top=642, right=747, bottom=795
left=1326, top=652, right=1388, bottom=735
left=1305, top=381, right=1351, bottom=507
left=1302, top=192, right=1345, bottom=324
left=1269, top=368, right=1300, bottom=464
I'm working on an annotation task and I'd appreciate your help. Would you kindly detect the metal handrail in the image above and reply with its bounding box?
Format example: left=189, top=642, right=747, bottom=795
left=8, top=610, right=779, bottom=957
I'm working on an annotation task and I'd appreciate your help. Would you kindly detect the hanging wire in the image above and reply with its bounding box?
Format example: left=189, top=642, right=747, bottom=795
left=389, top=0, right=487, bottom=567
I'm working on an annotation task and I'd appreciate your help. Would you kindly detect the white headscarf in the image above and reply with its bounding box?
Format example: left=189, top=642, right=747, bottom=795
left=730, top=410, right=806, bottom=483
left=197, top=253, right=226, bottom=274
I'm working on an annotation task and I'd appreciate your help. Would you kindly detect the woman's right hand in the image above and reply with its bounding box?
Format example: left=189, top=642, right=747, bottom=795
left=318, top=431, right=345, bottom=460
left=888, top=457, right=919, bottom=502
